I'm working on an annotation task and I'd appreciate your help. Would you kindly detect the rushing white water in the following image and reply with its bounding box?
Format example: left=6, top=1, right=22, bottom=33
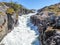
left=0, top=13, right=39, bottom=45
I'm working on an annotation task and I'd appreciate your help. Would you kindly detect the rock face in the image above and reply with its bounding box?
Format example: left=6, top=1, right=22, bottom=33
left=0, top=5, right=8, bottom=42
left=0, top=12, right=8, bottom=42
left=37, top=3, right=60, bottom=16
left=30, top=13, right=60, bottom=45
left=45, top=29, right=60, bottom=45
left=7, top=13, right=18, bottom=30
left=7, top=13, right=14, bottom=30
left=0, top=5, right=18, bottom=42
left=30, top=3, right=60, bottom=45
left=6, top=8, right=19, bottom=29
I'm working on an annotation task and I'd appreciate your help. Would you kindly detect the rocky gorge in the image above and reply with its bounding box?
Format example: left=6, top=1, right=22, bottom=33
left=0, top=2, right=60, bottom=45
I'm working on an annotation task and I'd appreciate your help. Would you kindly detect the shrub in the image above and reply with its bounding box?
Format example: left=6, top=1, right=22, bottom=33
left=6, top=8, right=15, bottom=14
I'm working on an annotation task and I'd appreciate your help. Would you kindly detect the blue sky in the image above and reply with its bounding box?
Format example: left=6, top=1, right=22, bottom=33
left=0, top=0, right=60, bottom=9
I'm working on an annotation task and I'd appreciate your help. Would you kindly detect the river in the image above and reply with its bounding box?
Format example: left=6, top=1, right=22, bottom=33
left=0, top=13, right=40, bottom=45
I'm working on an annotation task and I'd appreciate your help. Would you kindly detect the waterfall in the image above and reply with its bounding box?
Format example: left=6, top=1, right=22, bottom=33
left=0, top=13, right=40, bottom=45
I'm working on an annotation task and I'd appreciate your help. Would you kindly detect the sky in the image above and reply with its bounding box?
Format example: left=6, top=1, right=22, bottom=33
left=0, top=0, right=60, bottom=10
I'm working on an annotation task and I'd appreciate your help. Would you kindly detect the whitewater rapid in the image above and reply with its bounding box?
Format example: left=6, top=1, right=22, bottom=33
left=0, top=13, right=39, bottom=45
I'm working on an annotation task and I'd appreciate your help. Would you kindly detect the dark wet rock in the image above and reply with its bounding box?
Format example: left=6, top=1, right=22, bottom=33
left=7, top=13, right=14, bottom=30
left=7, top=12, right=18, bottom=30
left=6, top=7, right=19, bottom=30
left=30, top=15, right=41, bottom=25
left=30, top=3, right=60, bottom=45
left=53, top=16, right=60, bottom=29
left=30, top=13, right=60, bottom=45
left=30, top=15, right=47, bottom=26
left=45, top=30, right=60, bottom=45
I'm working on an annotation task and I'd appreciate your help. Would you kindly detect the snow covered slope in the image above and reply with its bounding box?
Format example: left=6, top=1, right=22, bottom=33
left=0, top=13, right=39, bottom=45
